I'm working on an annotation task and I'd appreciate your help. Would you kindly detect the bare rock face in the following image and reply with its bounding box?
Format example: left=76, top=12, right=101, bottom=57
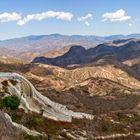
left=0, top=111, right=21, bottom=140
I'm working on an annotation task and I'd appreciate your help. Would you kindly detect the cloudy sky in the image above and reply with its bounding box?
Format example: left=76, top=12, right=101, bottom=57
left=0, top=0, right=139, bottom=39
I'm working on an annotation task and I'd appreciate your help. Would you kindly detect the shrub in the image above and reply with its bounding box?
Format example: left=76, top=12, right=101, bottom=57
left=101, top=121, right=110, bottom=132
left=23, top=134, right=43, bottom=140
left=117, top=112, right=126, bottom=121
left=25, top=114, right=43, bottom=129
left=10, top=111, right=21, bottom=122
left=3, top=95, right=20, bottom=110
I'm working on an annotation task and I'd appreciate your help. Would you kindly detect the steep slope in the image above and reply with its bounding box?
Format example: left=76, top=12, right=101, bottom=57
left=26, top=64, right=140, bottom=121
left=32, top=39, right=140, bottom=67
left=70, top=77, right=133, bottom=96
left=28, top=63, right=140, bottom=90
left=0, top=111, right=22, bottom=140
left=42, top=45, right=71, bottom=58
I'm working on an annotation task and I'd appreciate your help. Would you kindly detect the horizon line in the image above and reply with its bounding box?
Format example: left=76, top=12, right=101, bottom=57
left=1, top=32, right=140, bottom=41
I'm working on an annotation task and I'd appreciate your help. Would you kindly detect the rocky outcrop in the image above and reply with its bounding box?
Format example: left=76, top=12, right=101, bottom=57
left=4, top=113, right=41, bottom=137
left=0, top=111, right=22, bottom=140
left=0, top=110, right=41, bottom=140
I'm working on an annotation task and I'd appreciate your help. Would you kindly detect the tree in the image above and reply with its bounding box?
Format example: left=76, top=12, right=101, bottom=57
left=3, top=95, right=20, bottom=110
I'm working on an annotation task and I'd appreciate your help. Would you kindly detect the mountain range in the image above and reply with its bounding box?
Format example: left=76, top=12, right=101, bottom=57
left=1, top=34, right=140, bottom=139
left=32, top=38, right=140, bottom=67
left=0, top=33, right=140, bottom=62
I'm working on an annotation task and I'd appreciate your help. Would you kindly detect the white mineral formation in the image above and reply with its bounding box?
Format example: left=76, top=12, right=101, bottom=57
left=0, top=72, right=93, bottom=122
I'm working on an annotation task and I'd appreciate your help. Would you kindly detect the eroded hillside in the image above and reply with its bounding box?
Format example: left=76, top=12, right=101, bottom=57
left=1, top=38, right=140, bottom=139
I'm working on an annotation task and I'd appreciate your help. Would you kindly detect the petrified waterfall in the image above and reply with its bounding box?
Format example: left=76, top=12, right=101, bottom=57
left=0, top=72, right=93, bottom=122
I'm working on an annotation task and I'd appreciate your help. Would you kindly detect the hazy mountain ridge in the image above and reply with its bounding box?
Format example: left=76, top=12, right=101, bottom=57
left=32, top=38, right=140, bottom=67
left=0, top=34, right=140, bottom=62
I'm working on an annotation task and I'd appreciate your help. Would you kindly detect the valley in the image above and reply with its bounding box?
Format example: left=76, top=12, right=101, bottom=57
left=1, top=35, right=140, bottom=139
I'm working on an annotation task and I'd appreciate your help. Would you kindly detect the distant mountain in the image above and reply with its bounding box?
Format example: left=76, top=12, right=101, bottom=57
left=0, top=33, right=140, bottom=62
left=32, top=38, right=140, bottom=67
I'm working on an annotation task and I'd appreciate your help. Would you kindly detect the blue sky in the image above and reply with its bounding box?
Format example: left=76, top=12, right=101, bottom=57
left=0, top=0, right=140, bottom=39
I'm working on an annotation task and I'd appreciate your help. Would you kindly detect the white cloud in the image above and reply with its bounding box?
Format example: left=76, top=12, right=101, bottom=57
left=17, top=11, right=73, bottom=26
left=128, top=23, right=132, bottom=27
left=84, top=21, right=90, bottom=26
left=77, top=13, right=93, bottom=26
left=78, top=13, right=93, bottom=21
left=0, top=12, right=21, bottom=22
left=102, top=9, right=131, bottom=22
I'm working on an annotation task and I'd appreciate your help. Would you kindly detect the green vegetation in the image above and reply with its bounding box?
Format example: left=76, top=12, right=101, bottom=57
left=7, top=110, right=72, bottom=140
left=10, top=110, right=22, bottom=122
left=2, top=95, right=20, bottom=110
left=23, top=134, right=43, bottom=140
left=117, top=112, right=126, bottom=121
left=25, top=114, right=44, bottom=130
left=101, top=121, right=111, bottom=132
